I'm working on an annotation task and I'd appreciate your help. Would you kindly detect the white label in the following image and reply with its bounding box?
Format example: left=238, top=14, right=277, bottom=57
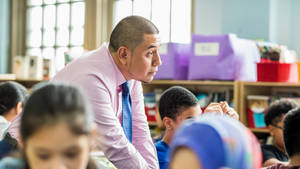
left=159, top=44, right=168, bottom=55
left=148, top=110, right=156, bottom=116
left=194, top=43, right=220, bottom=56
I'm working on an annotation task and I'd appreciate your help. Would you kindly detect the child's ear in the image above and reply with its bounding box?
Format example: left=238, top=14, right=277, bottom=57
left=19, top=132, right=24, bottom=149
left=268, top=125, right=274, bottom=136
left=155, top=107, right=164, bottom=129
left=15, top=102, right=23, bottom=115
left=163, top=117, right=175, bottom=130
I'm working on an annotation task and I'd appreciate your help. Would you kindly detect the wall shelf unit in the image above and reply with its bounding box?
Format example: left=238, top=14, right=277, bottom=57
left=143, top=80, right=239, bottom=110
left=3, top=77, right=298, bottom=136
left=239, top=81, right=300, bottom=129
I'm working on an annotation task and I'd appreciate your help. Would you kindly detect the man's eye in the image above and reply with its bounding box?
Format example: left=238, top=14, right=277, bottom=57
left=147, top=51, right=154, bottom=56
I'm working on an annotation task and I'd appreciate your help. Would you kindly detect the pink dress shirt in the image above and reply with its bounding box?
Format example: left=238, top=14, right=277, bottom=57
left=53, top=43, right=159, bottom=169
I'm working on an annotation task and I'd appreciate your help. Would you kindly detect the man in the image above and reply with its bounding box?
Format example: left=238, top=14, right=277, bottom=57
left=155, top=86, right=238, bottom=169
left=53, top=16, right=161, bottom=169
left=265, top=107, right=300, bottom=169
left=262, top=99, right=299, bottom=167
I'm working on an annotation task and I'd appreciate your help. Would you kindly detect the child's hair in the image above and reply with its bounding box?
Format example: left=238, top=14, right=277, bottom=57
left=20, top=82, right=96, bottom=169
left=283, top=107, right=300, bottom=157
left=158, top=86, right=198, bottom=121
left=264, top=99, right=299, bottom=126
left=21, top=82, right=94, bottom=142
left=0, top=81, right=27, bottom=116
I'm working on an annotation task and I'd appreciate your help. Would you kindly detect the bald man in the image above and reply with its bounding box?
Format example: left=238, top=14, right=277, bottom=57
left=53, top=16, right=161, bottom=169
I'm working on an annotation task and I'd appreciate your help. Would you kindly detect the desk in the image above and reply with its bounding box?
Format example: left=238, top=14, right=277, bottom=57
left=90, top=151, right=116, bottom=169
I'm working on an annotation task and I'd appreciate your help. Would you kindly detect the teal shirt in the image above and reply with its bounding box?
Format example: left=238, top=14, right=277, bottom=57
left=0, top=157, right=25, bottom=169
left=155, top=140, right=169, bottom=169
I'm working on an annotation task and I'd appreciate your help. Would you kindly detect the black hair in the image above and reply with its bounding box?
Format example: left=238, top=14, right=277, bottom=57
left=283, top=107, right=300, bottom=157
left=0, top=81, right=28, bottom=115
left=159, top=86, right=198, bottom=121
left=20, top=82, right=96, bottom=169
left=109, top=15, right=159, bottom=52
left=264, top=99, right=299, bottom=126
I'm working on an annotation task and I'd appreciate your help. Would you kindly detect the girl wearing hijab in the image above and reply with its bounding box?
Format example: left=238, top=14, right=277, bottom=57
left=169, top=114, right=262, bottom=169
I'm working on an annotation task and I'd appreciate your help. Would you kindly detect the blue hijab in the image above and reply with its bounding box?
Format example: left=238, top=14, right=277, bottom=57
left=169, top=115, right=262, bottom=169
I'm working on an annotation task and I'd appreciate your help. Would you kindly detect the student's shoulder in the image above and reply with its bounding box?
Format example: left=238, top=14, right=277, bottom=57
left=262, top=144, right=277, bottom=151
left=155, top=140, right=169, bottom=151
left=0, top=157, right=25, bottom=169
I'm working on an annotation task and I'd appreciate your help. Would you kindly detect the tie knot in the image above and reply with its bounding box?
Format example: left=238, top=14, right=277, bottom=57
left=122, top=81, right=130, bottom=94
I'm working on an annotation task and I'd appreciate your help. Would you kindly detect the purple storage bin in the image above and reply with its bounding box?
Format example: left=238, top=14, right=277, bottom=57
left=188, top=34, right=259, bottom=81
left=155, top=43, right=191, bottom=80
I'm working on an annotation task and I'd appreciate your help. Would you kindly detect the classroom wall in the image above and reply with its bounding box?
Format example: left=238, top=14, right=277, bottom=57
left=0, top=0, right=10, bottom=73
left=269, top=0, right=292, bottom=47
left=291, top=0, right=300, bottom=57
left=193, top=0, right=223, bottom=35
left=221, top=0, right=270, bottom=41
left=193, top=0, right=300, bottom=59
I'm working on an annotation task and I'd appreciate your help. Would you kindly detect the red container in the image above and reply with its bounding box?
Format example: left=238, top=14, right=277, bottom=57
left=145, top=103, right=156, bottom=122
left=257, top=62, right=299, bottom=83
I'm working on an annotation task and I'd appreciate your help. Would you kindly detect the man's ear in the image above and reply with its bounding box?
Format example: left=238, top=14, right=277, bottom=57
left=117, top=46, right=130, bottom=65
left=163, top=117, right=175, bottom=131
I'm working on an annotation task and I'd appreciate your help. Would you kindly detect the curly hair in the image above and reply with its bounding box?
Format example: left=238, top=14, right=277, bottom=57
left=264, top=99, right=299, bottom=126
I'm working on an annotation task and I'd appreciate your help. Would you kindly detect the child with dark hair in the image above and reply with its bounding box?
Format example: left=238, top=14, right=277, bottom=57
left=155, top=86, right=238, bottom=169
left=0, top=81, right=27, bottom=140
left=262, top=99, right=299, bottom=167
left=0, top=82, right=98, bottom=169
left=155, top=86, right=201, bottom=169
left=265, top=107, right=300, bottom=169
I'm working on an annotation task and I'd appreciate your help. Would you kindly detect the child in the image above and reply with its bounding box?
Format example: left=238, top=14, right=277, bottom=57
left=262, top=99, right=299, bottom=167
left=265, top=107, right=300, bottom=169
left=155, top=86, right=201, bottom=169
left=0, top=82, right=98, bottom=169
left=169, top=115, right=262, bottom=169
left=155, top=86, right=238, bottom=169
left=0, top=81, right=27, bottom=140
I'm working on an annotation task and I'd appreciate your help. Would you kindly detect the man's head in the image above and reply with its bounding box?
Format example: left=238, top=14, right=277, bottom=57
left=264, top=99, right=299, bottom=151
left=109, top=16, right=161, bottom=83
left=159, top=86, right=201, bottom=133
left=283, top=107, right=300, bottom=158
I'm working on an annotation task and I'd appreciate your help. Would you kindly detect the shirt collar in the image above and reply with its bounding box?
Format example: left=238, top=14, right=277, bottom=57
left=104, top=43, right=127, bottom=87
left=0, top=115, right=9, bottom=124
